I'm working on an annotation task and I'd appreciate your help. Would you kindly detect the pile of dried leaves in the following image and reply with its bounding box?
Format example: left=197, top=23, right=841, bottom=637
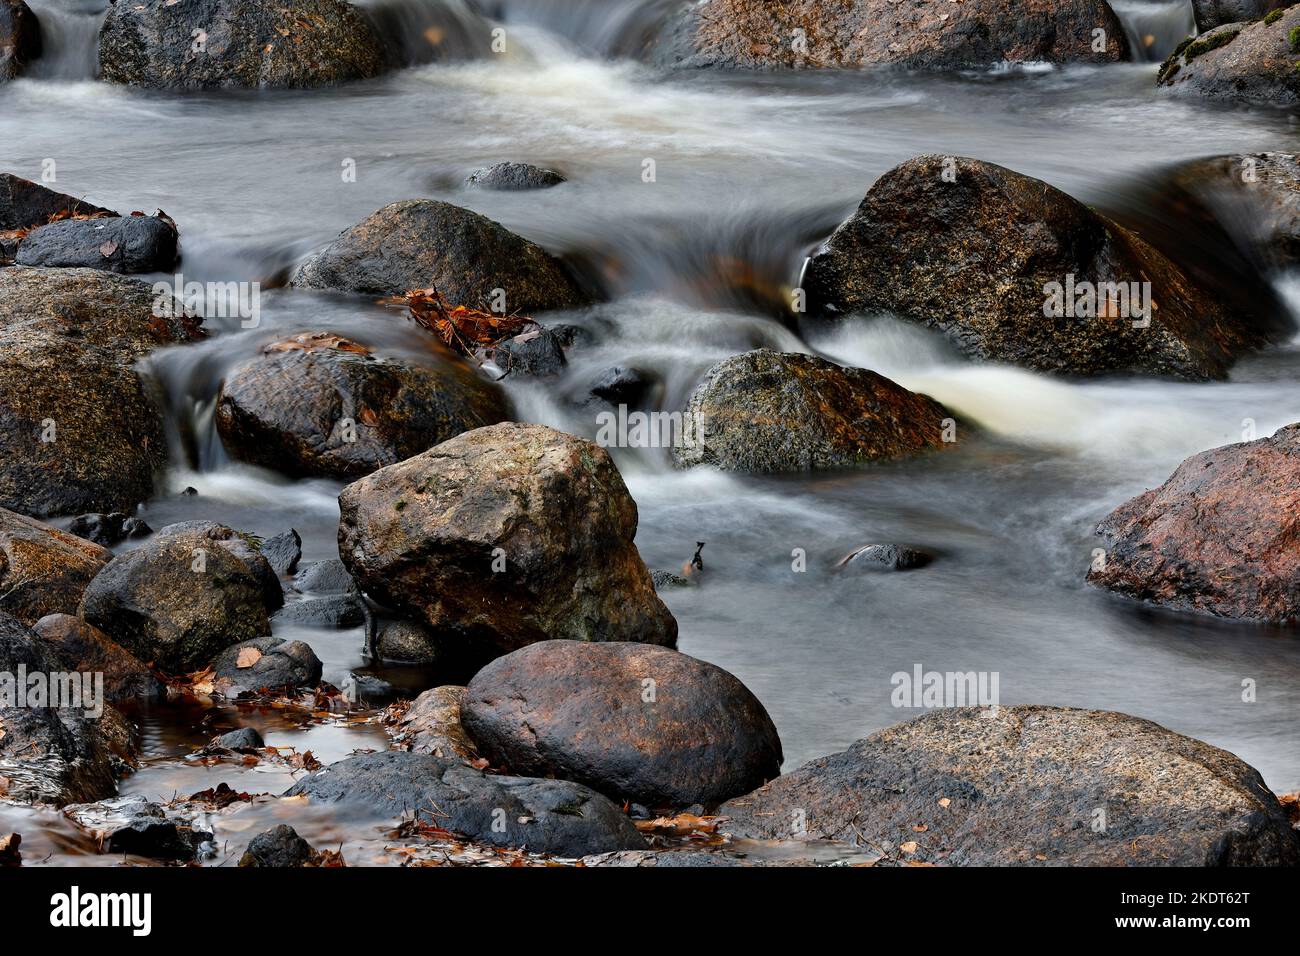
left=381, top=286, right=538, bottom=362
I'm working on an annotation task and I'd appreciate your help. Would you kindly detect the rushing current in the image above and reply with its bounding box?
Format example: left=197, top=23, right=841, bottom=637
left=3, top=0, right=1299, bottom=861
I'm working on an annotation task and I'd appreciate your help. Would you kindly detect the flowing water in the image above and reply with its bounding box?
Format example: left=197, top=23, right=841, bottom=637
left=3, top=0, right=1300, bottom=862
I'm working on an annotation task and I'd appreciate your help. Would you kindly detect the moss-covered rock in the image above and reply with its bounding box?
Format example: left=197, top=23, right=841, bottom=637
left=1158, top=9, right=1300, bottom=106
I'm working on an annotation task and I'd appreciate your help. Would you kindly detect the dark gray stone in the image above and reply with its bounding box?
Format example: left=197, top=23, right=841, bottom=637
left=66, top=513, right=152, bottom=548
left=465, top=162, right=566, bottom=191
left=16, top=215, right=178, bottom=274
left=261, top=529, right=302, bottom=576
left=210, top=636, right=322, bottom=697
left=838, top=544, right=933, bottom=573
left=209, top=727, right=264, bottom=751
left=238, top=824, right=316, bottom=867
left=292, top=559, right=357, bottom=595
left=272, top=594, right=366, bottom=629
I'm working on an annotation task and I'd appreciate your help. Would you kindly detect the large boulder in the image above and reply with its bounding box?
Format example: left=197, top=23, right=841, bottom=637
left=0, top=331, right=170, bottom=518
left=286, top=751, right=647, bottom=856
left=0, top=509, right=110, bottom=625
left=0, top=266, right=205, bottom=359
left=1157, top=9, right=1300, bottom=106
left=0, top=176, right=113, bottom=233
left=98, top=0, right=388, bottom=90
left=463, top=641, right=783, bottom=807
left=656, top=0, right=1128, bottom=70
left=78, top=522, right=280, bottom=672
left=672, top=349, right=953, bottom=473
left=337, top=423, right=676, bottom=655
left=0, top=0, right=41, bottom=81
left=1088, top=422, right=1300, bottom=622
left=15, top=214, right=179, bottom=274
left=291, top=200, right=590, bottom=312
left=0, top=613, right=118, bottom=806
left=215, top=332, right=508, bottom=481
left=719, top=706, right=1300, bottom=866
left=803, top=156, right=1273, bottom=380
left=32, top=614, right=164, bottom=702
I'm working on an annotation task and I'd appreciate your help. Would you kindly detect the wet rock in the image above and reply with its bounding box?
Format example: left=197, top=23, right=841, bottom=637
left=260, top=529, right=302, bottom=576
left=1168, top=152, right=1300, bottom=269
left=293, top=558, right=356, bottom=594
left=65, top=512, right=152, bottom=548
left=291, top=199, right=590, bottom=312
left=803, top=156, right=1272, bottom=380
left=210, top=636, right=322, bottom=697
left=1192, top=0, right=1279, bottom=30
left=79, top=522, right=280, bottom=672
left=672, top=349, right=954, bottom=473
left=375, top=618, right=441, bottom=664
left=0, top=508, right=110, bottom=625
left=464, top=640, right=782, bottom=807
left=216, top=332, right=508, bottom=481
left=0, top=175, right=113, bottom=233
left=0, top=612, right=117, bottom=806
left=719, top=706, right=1300, bottom=866
left=239, top=824, right=316, bottom=867
left=465, top=161, right=566, bottom=191
left=649, top=569, right=692, bottom=590
left=0, top=1, right=40, bottom=81
left=209, top=727, right=264, bottom=751
left=656, top=0, right=1128, bottom=70
left=588, top=365, right=654, bottom=407
left=98, top=0, right=388, bottom=90
left=338, top=422, right=677, bottom=655
left=0, top=266, right=203, bottom=359
left=0, top=832, right=19, bottom=867
left=387, top=685, right=478, bottom=762
left=340, top=671, right=394, bottom=705
left=63, top=795, right=210, bottom=860
left=15, top=214, right=179, bottom=274
left=286, top=751, right=646, bottom=855
left=1157, top=10, right=1300, bottom=106
left=0, top=332, right=169, bottom=518
left=32, top=614, right=163, bottom=702
left=485, top=326, right=567, bottom=378
left=837, top=544, right=933, bottom=573
left=1088, top=422, right=1300, bottom=622
left=272, top=593, right=366, bottom=629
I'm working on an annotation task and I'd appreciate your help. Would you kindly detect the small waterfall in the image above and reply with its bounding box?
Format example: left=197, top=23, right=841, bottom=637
left=24, top=0, right=104, bottom=81
left=1109, top=0, right=1198, bottom=62
left=355, top=0, right=497, bottom=65
left=469, top=0, right=681, bottom=58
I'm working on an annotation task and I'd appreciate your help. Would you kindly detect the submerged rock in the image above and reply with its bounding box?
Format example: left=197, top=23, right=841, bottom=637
left=387, top=685, right=479, bottom=762
left=291, top=199, right=590, bottom=311
left=719, top=706, right=1300, bottom=865
left=286, top=751, right=646, bottom=855
left=272, top=593, right=366, bottom=629
left=338, top=422, right=676, bottom=655
left=463, top=640, right=783, bottom=807
left=65, top=512, right=153, bottom=548
left=98, top=0, right=388, bottom=89
left=0, top=175, right=113, bottom=233
left=465, top=162, right=566, bottom=190
left=672, top=349, right=954, bottom=473
left=216, top=333, right=508, bottom=480
left=0, top=613, right=118, bottom=806
left=0, top=1, right=41, bottom=81
left=1157, top=10, right=1300, bottom=106
left=0, top=509, right=110, bottom=625
left=15, top=214, right=178, bottom=274
left=33, top=614, right=164, bottom=702
left=803, top=156, right=1273, bottom=380
left=1088, top=422, right=1300, bottom=623
left=1167, top=152, right=1300, bottom=269
left=210, top=636, right=322, bottom=696
left=837, top=544, right=933, bottom=573
left=79, top=522, right=280, bottom=672
left=656, top=0, right=1128, bottom=70
left=239, top=825, right=317, bottom=867
left=63, top=795, right=210, bottom=860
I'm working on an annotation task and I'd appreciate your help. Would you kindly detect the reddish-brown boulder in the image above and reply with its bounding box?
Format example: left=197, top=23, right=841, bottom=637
left=0, top=508, right=110, bottom=625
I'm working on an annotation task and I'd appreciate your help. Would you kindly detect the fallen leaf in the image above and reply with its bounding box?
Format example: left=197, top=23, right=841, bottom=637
left=900, top=841, right=919, bottom=854
left=236, top=647, right=263, bottom=669
left=99, top=240, right=118, bottom=258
